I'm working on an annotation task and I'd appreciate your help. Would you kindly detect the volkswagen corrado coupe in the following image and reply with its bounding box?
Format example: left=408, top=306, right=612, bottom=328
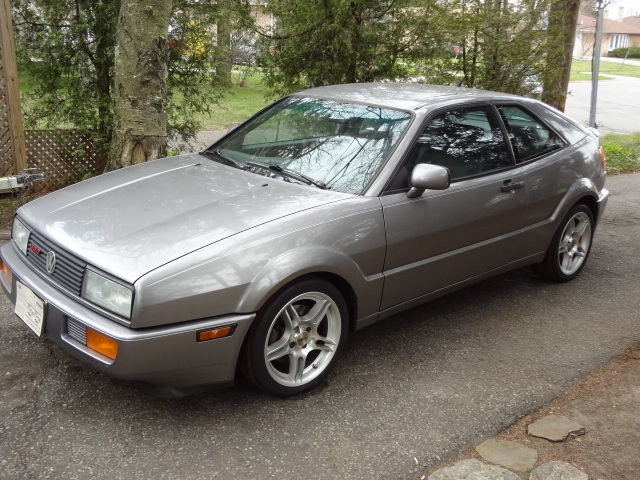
left=0, top=84, right=609, bottom=396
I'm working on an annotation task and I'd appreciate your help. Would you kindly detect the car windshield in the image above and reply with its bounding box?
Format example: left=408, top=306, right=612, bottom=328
left=212, top=97, right=412, bottom=194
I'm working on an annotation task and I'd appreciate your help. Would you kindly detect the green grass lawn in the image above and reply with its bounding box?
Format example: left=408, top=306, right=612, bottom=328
left=570, top=71, right=613, bottom=81
left=19, top=70, right=273, bottom=131
left=570, top=58, right=640, bottom=81
left=178, top=73, right=272, bottom=130
left=601, top=132, right=640, bottom=174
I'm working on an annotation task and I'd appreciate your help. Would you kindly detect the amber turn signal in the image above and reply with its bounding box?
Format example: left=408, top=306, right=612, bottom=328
left=0, top=259, right=12, bottom=293
left=86, top=328, right=119, bottom=360
left=197, top=325, right=235, bottom=342
left=598, top=146, right=607, bottom=171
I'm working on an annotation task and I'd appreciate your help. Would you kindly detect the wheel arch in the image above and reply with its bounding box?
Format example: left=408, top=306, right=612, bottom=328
left=552, top=178, right=600, bottom=226
left=272, top=272, right=358, bottom=330
left=575, top=194, right=599, bottom=222
left=235, top=245, right=381, bottom=331
left=247, top=271, right=359, bottom=332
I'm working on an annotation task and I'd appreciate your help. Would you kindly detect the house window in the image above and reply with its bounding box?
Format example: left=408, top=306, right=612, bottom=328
left=609, top=34, right=630, bottom=50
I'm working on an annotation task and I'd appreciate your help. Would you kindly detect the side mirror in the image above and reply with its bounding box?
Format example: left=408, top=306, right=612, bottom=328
left=406, top=163, right=450, bottom=198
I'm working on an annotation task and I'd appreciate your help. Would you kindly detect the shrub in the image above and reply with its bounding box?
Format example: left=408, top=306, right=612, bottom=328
left=609, top=47, right=640, bottom=58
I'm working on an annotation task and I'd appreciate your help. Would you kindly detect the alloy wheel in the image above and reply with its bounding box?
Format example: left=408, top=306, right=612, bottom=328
left=263, top=291, right=341, bottom=387
left=557, top=211, right=592, bottom=276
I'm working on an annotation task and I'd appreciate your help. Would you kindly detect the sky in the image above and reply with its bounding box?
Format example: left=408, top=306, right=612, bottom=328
left=604, top=0, right=640, bottom=20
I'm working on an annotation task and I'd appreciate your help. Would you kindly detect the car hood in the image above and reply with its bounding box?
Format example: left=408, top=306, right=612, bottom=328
left=18, top=154, right=349, bottom=283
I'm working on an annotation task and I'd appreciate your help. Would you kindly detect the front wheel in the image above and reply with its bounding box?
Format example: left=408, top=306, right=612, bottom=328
left=539, top=204, right=594, bottom=282
left=242, top=279, right=349, bottom=396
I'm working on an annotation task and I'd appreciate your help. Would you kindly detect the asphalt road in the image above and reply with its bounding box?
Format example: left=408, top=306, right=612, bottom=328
left=565, top=74, right=640, bottom=133
left=1, top=174, right=639, bottom=480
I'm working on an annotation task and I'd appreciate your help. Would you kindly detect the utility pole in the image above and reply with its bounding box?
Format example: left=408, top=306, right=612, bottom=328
left=589, top=0, right=605, bottom=128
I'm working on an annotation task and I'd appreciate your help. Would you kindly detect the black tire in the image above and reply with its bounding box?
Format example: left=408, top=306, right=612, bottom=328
left=538, top=204, right=595, bottom=282
left=241, top=278, right=349, bottom=397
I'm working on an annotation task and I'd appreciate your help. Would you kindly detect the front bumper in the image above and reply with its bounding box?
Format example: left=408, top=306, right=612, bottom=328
left=0, top=242, right=255, bottom=390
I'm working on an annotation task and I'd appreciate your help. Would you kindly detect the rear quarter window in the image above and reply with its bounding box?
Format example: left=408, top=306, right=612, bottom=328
left=531, top=104, right=588, bottom=145
left=498, top=105, right=566, bottom=162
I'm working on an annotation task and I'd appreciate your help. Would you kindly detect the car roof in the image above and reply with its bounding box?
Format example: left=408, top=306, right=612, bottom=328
left=294, top=83, right=524, bottom=111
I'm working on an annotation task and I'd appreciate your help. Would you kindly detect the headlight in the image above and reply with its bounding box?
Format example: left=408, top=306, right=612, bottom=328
left=12, top=218, right=29, bottom=255
left=82, top=269, right=133, bottom=318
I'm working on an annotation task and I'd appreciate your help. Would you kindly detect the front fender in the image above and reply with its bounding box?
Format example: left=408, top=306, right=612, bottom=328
left=133, top=197, right=385, bottom=328
left=236, top=244, right=383, bottom=319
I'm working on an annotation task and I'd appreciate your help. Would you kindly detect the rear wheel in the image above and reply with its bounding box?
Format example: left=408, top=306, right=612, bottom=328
left=539, top=204, right=594, bottom=282
left=242, top=278, right=349, bottom=396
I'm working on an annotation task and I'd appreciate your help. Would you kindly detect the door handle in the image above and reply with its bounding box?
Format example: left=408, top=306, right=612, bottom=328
left=500, top=180, right=525, bottom=192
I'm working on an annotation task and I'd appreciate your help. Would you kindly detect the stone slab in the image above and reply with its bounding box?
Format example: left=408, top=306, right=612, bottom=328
left=429, top=458, right=520, bottom=480
left=529, top=461, right=588, bottom=480
left=527, top=415, right=586, bottom=442
left=475, top=439, right=538, bottom=472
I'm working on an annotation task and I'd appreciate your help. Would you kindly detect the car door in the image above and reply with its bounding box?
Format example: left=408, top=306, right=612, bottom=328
left=495, top=103, right=573, bottom=248
left=379, top=104, right=534, bottom=310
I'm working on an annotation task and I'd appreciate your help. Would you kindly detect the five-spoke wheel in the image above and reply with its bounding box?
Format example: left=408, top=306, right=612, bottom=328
left=557, top=211, right=592, bottom=276
left=264, top=292, right=341, bottom=387
left=242, top=278, right=348, bottom=396
left=539, top=204, right=595, bottom=282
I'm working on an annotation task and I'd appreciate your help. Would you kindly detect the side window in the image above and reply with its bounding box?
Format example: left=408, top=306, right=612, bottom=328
left=537, top=105, right=587, bottom=144
left=498, top=105, right=565, bottom=162
left=387, top=106, right=513, bottom=190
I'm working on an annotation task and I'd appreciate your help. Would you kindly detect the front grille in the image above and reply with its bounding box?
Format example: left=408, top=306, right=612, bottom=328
left=66, top=317, right=87, bottom=344
left=25, top=229, right=86, bottom=295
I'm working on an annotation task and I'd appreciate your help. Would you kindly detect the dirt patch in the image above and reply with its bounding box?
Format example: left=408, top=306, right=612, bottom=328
left=0, top=192, right=46, bottom=230
left=0, top=197, right=21, bottom=230
left=420, top=341, right=640, bottom=479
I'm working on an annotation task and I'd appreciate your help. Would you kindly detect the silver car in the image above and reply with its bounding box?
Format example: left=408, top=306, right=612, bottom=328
left=0, top=84, right=609, bottom=396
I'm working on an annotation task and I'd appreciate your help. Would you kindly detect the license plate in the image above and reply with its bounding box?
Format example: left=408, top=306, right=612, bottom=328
left=15, top=281, right=45, bottom=336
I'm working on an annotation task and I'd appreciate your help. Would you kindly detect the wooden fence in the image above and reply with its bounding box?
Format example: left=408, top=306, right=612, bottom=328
left=24, top=130, right=107, bottom=192
left=0, top=0, right=27, bottom=178
left=0, top=51, right=12, bottom=176
left=3, top=127, right=106, bottom=193
left=2, top=1, right=105, bottom=193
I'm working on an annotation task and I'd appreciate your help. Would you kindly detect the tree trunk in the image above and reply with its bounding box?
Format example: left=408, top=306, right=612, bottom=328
left=542, top=0, right=581, bottom=111
left=106, top=0, right=173, bottom=171
left=215, top=15, right=232, bottom=87
left=481, top=0, right=506, bottom=89
left=92, top=0, right=118, bottom=145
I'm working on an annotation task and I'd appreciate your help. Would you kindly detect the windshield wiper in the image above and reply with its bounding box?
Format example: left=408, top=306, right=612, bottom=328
left=201, top=152, right=327, bottom=190
left=244, top=161, right=327, bottom=190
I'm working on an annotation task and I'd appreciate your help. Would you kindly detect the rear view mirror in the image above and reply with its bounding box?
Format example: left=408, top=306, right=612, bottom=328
left=407, top=164, right=450, bottom=198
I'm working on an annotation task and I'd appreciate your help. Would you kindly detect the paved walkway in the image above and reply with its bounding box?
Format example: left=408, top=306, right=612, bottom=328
left=170, top=129, right=226, bottom=154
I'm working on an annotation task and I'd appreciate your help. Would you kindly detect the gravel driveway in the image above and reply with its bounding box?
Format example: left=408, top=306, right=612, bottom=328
left=1, top=174, right=639, bottom=480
